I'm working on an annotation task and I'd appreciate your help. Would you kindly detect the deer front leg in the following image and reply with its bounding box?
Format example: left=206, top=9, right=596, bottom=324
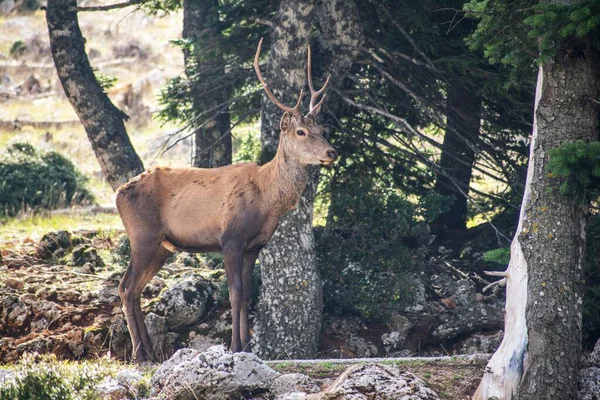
left=223, top=244, right=244, bottom=352
left=240, top=251, right=259, bottom=352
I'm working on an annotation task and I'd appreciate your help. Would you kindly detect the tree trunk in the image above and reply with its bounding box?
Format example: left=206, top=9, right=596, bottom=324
left=434, top=81, right=480, bottom=230
left=253, top=0, right=320, bottom=360
left=46, top=0, right=143, bottom=190
left=182, top=0, right=231, bottom=168
left=473, top=38, right=599, bottom=400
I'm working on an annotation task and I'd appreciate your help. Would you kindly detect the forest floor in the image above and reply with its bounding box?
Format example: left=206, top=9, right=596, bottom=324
left=0, top=229, right=485, bottom=399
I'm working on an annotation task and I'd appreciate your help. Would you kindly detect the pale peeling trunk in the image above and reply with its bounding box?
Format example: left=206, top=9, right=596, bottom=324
left=182, top=0, right=231, bottom=168
left=474, top=39, right=599, bottom=400
left=254, top=0, right=320, bottom=359
left=46, top=0, right=143, bottom=189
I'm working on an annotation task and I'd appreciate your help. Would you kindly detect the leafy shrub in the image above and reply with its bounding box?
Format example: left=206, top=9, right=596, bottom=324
left=316, top=173, right=447, bottom=320
left=0, top=142, right=93, bottom=217
left=483, top=247, right=510, bottom=265
left=0, top=353, right=113, bottom=400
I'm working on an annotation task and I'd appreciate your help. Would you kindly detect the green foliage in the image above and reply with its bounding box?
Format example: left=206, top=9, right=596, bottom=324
left=483, top=247, right=510, bottom=265
left=9, top=40, right=26, bottom=58
left=317, top=170, right=447, bottom=320
left=465, top=0, right=600, bottom=80
left=94, top=71, right=118, bottom=91
left=0, top=142, right=93, bottom=217
left=111, top=235, right=131, bottom=268
left=0, top=353, right=111, bottom=400
left=233, top=133, right=260, bottom=163
left=547, top=140, right=600, bottom=204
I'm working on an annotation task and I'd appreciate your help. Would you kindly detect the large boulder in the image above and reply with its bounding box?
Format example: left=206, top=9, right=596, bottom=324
left=153, top=274, right=212, bottom=330
left=303, top=364, right=439, bottom=400
left=151, top=345, right=279, bottom=400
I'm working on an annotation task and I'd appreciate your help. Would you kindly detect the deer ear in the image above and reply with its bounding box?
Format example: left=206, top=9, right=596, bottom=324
left=280, top=112, right=292, bottom=131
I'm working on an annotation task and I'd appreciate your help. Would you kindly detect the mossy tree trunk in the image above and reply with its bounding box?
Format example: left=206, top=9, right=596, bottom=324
left=46, top=0, right=143, bottom=190
left=254, top=0, right=320, bottom=360
left=473, top=34, right=599, bottom=400
left=182, top=0, right=232, bottom=168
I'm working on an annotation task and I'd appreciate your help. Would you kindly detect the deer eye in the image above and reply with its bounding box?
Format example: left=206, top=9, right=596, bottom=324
left=296, top=129, right=306, bottom=136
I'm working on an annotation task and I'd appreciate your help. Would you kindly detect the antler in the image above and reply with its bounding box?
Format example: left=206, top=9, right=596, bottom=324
left=254, top=38, right=303, bottom=115
left=306, top=44, right=331, bottom=118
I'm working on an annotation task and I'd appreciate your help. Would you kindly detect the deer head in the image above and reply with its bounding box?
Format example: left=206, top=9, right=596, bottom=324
left=254, top=38, right=337, bottom=166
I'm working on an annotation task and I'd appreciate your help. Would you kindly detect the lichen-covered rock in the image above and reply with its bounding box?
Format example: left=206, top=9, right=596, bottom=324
left=458, top=331, right=503, bottom=355
left=579, top=367, right=600, bottom=400
left=96, top=376, right=128, bottom=400
left=116, top=369, right=144, bottom=394
left=36, top=230, right=73, bottom=259
left=588, top=338, right=600, bottom=368
left=153, top=274, right=212, bottom=329
left=109, top=316, right=132, bottom=360
left=151, top=345, right=279, bottom=400
left=71, top=244, right=104, bottom=268
left=0, top=296, right=31, bottom=333
left=270, top=373, right=320, bottom=398
left=305, top=364, right=439, bottom=400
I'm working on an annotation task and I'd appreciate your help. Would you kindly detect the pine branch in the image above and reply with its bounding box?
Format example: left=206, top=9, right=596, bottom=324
left=75, top=0, right=144, bottom=12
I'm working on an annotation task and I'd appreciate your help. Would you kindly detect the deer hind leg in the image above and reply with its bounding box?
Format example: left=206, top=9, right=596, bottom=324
left=240, top=251, right=258, bottom=352
left=119, top=234, right=171, bottom=362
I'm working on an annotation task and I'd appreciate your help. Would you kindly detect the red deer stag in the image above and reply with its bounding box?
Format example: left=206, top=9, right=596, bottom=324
left=116, top=38, right=336, bottom=362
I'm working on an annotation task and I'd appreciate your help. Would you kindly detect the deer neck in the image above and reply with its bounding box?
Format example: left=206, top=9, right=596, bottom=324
left=259, top=140, right=308, bottom=215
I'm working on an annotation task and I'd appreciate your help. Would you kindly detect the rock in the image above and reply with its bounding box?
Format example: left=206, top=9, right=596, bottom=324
left=144, top=312, right=177, bottom=359
left=404, top=273, right=427, bottom=312
left=116, top=369, right=144, bottom=393
left=36, top=230, right=72, bottom=259
left=347, top=335, right=379, bottom=358
left=71, top=244, right=104, bottom=268
left=4, top=278, right=24, bottom=290
left=382, top=314, right=413, bottom=354
left=270, top=373, right=320, bottom=398
left=382, top=332, right=405, bottom=354
left=305, top=364, right=439, bottom=400
left=151, top=345, right=279, bottom=400
left=173, top=253, right=201, bottom=268
left=96, top=377, right=128, bottom=400
left=109, top=316, right=132, bottom=360
left=143, top=276, right=166, bottom=298
left=588, top=338, right=600, bottom=368
left=458, top=331, right=503, bottom=354
left=0, top=295, right=31, bottom=333
left=154, top=274, right=212, bottom=329
left=187, top=332, right=224, bottom=352
left=579, top=367, right=600, bottom=400
left=432, top=302, right=503, bottom=341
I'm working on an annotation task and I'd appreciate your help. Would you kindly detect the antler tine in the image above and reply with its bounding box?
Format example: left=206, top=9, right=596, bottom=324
left=306, top=44, right=331, bottom=117
left=254, top=38, right=303, bottom=114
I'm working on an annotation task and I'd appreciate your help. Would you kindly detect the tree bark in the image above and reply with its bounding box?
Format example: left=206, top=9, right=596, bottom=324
left=253, top=0, right=320, bottom=360
left=434, top=81, right=481, bottom=230
left=46, top=0, right=144, bottom=190
left=182, top=0, right=231, bottom=168
left=473, top=37, right=599, bottom=400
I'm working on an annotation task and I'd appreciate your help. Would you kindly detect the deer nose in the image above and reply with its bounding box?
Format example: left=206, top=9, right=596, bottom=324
left=327, top=150, right=338, bottom=160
